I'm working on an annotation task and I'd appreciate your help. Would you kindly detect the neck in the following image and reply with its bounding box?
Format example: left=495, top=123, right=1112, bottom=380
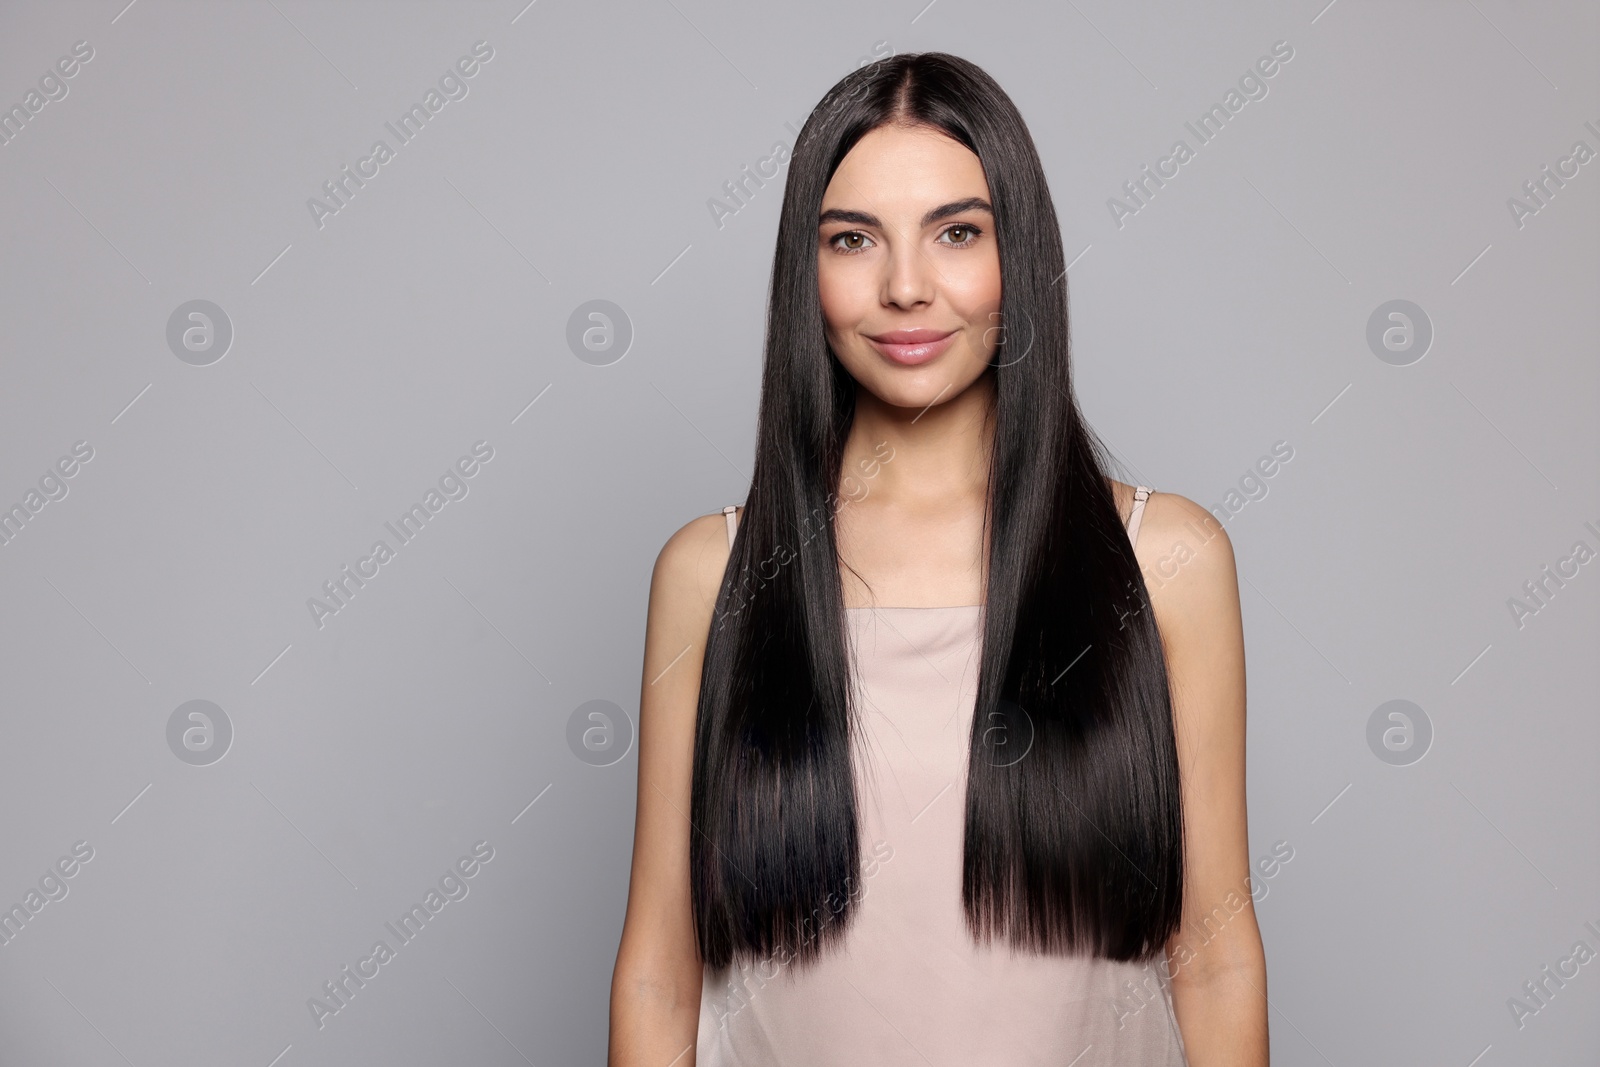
left=840, top=369, right=996, bottom=508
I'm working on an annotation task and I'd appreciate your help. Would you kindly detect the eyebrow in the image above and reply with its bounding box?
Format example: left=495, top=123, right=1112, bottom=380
left=818, top=197, right=994, bottom=230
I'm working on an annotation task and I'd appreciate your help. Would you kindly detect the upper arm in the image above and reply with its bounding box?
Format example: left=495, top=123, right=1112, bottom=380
left=613, top=511, right=732, bottom=1003
left=1134, top=492, right=1260, bottom=983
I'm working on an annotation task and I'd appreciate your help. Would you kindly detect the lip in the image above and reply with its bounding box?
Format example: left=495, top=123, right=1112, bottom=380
left=865, top=328, right=959, bottom=366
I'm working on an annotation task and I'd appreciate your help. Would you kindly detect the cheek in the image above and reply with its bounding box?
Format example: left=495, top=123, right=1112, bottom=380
left=816, top=256, right=863, bottom=333
left=946, top=249, right=1003, bottom=319
left=942, top=251, right=1003, bottom=364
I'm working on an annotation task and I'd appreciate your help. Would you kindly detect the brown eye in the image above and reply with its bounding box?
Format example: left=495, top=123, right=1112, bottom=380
left=841, top=233, right=865, bottom=250
left=942, top=225, right=979, bottom=246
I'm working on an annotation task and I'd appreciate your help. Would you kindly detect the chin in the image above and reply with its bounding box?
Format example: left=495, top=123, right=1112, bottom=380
left=872, top=376, right=964, bottom=412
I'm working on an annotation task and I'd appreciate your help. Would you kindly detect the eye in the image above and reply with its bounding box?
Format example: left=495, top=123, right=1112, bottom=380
left=829, top=231, right=875, bottom=254
left=938, top=224, right=982, bottom=247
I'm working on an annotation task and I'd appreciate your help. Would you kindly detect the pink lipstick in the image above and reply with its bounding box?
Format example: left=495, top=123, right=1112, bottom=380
left=866, top=328, right=959, bottom=366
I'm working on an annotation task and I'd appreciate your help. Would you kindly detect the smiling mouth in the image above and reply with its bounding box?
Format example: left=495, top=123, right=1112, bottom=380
left=866, top=329, right=959, bottom=366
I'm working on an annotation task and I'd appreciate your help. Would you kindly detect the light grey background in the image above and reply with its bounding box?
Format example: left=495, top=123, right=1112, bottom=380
left=1, top=0, right=1595, bottom=1063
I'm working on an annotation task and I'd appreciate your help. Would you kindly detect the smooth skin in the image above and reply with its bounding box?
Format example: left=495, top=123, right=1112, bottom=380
left=609, top=123, right=1267, bottom=1065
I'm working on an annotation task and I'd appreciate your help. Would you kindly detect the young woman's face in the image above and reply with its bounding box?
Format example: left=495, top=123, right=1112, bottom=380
left=817, top=122, right=1002, bottom=411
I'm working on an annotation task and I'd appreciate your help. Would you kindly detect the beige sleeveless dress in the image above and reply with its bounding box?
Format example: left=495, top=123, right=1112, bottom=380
left=697, top=487, right=1188, bottom=1065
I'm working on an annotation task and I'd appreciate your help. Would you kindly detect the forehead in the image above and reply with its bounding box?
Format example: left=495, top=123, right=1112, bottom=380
left=820, top=124, right=990, bottom=213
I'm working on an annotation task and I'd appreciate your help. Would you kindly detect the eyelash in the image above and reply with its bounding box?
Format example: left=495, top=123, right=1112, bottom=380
left=828, top=223, right=985, bottom=255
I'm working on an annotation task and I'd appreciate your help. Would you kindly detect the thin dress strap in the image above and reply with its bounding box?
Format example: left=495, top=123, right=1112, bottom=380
left=722, top=505, right=739, bottom=549
left=1127, top=486, right=1151, bottom=550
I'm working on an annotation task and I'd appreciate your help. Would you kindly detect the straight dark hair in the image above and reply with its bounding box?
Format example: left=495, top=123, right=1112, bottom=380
left=689, top=52, right=1183, bottom=970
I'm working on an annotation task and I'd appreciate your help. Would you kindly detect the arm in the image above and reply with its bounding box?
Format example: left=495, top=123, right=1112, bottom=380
left=1137, top=491, right=1269, bottom=1066
left=609, top=512, right=731, bottom=1066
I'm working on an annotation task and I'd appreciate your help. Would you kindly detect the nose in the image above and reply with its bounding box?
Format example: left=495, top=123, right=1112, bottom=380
left=881, top=233, right=936, bottom=310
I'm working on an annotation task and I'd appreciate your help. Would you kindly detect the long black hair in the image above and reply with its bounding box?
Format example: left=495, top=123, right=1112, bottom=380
left=689, top=52, right=1184, bottom=970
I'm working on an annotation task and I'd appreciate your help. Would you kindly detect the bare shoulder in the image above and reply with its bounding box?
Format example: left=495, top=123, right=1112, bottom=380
left=1105, top=477, right=1238, bottom=643
left=1133, top=491, right=1236, bottom=611
left=1133, top=491, right=1242, bottom=670
left=637, top=506, right=740, bottom=732
left=651, top=506, right=740, bottom=625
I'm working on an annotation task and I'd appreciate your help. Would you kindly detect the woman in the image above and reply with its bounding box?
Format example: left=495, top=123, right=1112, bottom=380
left=611, top=52, right=1264, bottom=1065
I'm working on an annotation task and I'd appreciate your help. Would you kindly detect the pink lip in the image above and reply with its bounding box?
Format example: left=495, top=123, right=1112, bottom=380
left=866, top=329, right=959, bottom=366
